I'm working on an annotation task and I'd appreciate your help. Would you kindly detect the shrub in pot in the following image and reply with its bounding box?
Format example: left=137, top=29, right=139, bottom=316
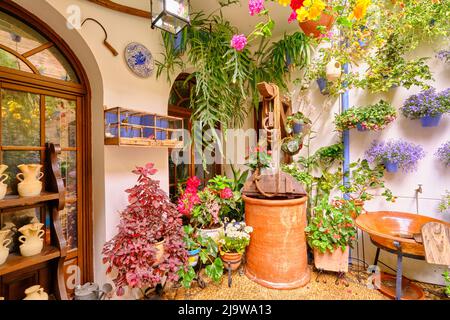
left=334, top=100, right=397, bottom=132
left=285, top=112, right=312, bottom=135
left=102, top=163, right=187, bottom=298
left=218, top=220, right=253, bottom=271
left=365, top=139, right=426, bottom=173
left=401, top=88, right=450, bottom=127
left=305, top=196, right=356, bottom=273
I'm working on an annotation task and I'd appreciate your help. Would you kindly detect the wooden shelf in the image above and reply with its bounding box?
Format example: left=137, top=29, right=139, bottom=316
left=0, top=246, right=60, bottom=276
left=0, top=192, right=60, bottom=210
left=105, top=137, right=184, bottom=148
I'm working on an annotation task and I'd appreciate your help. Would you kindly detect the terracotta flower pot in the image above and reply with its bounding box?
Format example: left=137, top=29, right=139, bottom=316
left=299, top=12, right=335, bottom=38
left=243, top=195, right=310, bottom=289
left=314, top=246, right=349, bottom=273
left=220, top=252, right=242, bottom=271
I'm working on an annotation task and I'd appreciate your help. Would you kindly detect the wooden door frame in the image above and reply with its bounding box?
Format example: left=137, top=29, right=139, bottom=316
left=0, top=0, right=93, bottom=283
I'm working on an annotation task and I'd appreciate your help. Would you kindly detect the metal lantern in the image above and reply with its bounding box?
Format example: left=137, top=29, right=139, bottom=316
left=151, top=0, right=190, bottom=35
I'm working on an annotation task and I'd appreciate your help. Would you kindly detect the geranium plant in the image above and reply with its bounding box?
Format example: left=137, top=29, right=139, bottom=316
left=102, top=163, right=187, bottom=297
left=365, top=139, right=426, bottom=173
left=335, top=100, right=397, bottom=131
left=436, top=141, right=450, bottom=167
left=219, top=220, right=253, bottom=254
left=401, top=88, right=450, bottom=120
left=305, top=196, right=357, bottom=253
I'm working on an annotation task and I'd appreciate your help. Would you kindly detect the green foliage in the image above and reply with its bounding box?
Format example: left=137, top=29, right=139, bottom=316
left=334, top=100, right=397, bottom=131
left=219, top=221, right=252, bottom=254
left=438, top=191, right=450, bottom=214
left=443, top=270, right=450, bottom=297
left=305, top=196, right=357, bottom=253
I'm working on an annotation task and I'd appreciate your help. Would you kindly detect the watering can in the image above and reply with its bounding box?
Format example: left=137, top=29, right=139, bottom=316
left=74, top=282, right=113, bottom=300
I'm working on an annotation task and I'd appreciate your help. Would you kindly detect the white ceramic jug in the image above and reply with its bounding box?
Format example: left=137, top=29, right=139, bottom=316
left=23, top=285, right=49, bottom=300
left=17, top=164, right=44, bottom=197
left=18, top=223, right=44, bottom=257
left=0, top=165, right=8, bottom=200
left=0, top=230, right=11, bottom=265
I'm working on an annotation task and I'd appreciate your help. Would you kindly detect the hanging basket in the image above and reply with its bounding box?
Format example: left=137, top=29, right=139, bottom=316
left=299, top=12, right=335, bottom=38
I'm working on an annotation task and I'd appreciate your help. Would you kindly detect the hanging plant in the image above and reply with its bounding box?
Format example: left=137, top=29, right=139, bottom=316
left=401, top=88, right=449, bottom=127
left=436, top=141, right=450, bottom=167
left=334, top=100, right=397, bottom=131
left=365, top=139, right=426, bottom=173
left=285, top=112, right=312, bottom=134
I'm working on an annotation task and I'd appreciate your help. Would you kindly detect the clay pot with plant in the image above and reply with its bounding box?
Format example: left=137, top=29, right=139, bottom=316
left=102, top=163, right=187, bottom=298
left=306, top=196, right=357, bottom=273
left=218, top=220, right=253, bottom=271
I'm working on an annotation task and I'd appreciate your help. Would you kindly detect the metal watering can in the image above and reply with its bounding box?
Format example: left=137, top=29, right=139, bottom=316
left=74, top=283, right=113, bottom=300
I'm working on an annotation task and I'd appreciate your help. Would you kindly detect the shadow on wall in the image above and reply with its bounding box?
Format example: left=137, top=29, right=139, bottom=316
left=14, top=0, right=106, bottom=285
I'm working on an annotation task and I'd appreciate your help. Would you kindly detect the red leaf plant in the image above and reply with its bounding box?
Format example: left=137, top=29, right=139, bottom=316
left=102, top=163, right=187, bottom=297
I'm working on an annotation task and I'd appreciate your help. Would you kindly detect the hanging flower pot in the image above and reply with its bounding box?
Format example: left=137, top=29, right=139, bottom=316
left=384, top=161, right=399, bottom=173
left=356, top=123, right=368, bottom=132
left=420, top=114, right=442, bottom=127
left=299, top=12, right=335, bottom=39
left=292, top=121, right=303, bottom=134
left=316, top=77, right=329, bottom=95
left=325, top=58, right=341, bottom=81
left=188, top=248, right=200, bottom=267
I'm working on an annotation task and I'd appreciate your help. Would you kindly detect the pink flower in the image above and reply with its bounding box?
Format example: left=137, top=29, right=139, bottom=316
left=231, top=34, right=248, bottom=52
left=249, top=0, right=264, bottom=16
left=288, top=11, right=297, bottom=23
left=220, top=188, right=233, bottom=200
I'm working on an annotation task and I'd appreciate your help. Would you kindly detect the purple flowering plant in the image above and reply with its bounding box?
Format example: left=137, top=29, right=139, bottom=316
left=436, top=141, right=450, bottom=167
left=436, top=49, right=450, bottom=63
left=365, top=139, right=426, bottom=173
left=401, top=88, right=450, bottom=119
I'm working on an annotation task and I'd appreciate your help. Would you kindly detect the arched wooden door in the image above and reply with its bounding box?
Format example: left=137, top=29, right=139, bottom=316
left=0, top=1, right=92, bottom=299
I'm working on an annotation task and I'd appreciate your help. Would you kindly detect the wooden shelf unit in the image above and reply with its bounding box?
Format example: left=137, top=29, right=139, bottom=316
left=104, top=106, right=185, bottom=148
left=0, top=143, right=68, bottom=300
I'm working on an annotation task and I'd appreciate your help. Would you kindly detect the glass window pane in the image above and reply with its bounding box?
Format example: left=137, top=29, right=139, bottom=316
left=0, top=11, right=47, bottom=55
left=0, top=48, right=32, bottom=72
left=60, top=201, right=77, bottom=250
left=2, top=150, right=41, bottom=193
left=28, top=47, right=78, bottom=82
left=1, top=88, right=40, bottom=146
left=59, top=151, right=77, bottom=199
left=45, top=96, right=76, bottom=148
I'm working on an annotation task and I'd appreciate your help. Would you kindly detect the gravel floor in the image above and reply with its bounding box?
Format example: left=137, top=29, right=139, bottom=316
left=164, top=266, right=447, bottom=301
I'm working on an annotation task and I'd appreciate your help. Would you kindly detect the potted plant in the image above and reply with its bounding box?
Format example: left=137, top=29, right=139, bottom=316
left=218, top=220, right=253, bottom=271
left=365, top=139, right=426, bottom=173
left=305, top=196, right=357, bottom=273
left=247, top=146, right=273, bottom=172
left=334, top=100, right=397, bottom=132
left=436, top=141, right=450, bottom=167
left=285, top=112, right=312, bottom=134
left=438, top=191, right=450, bottom=214
left=102, top=163, right=187, bottom=298
left=177, top=224, right=224, bottom=288
left=401, top=88, right=450, bottom=127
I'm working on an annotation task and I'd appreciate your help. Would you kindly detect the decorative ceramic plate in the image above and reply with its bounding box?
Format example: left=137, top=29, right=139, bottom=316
left=124, top=42, right=154, bottom=78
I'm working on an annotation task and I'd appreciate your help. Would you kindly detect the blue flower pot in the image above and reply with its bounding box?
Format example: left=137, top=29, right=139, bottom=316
left=188, top=248, right=200, bottom=267
left=293, top=122, right=303, bottom=134
left=420, top=114, right=442, bottom=127
left=384, top=161, right=399, bottom=173
left=356, top=123, right=368, bottom=132
left=316, top=78, right=328, bottom=95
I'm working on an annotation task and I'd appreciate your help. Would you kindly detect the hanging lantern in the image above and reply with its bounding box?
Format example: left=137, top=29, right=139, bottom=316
left=151, top=0, right=191, bottom=35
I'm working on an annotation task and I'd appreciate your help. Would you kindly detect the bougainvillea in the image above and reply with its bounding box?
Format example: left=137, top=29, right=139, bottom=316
left=365, top=139, right=426, bottom=173
left=436, top=141, right=450, bottom=167
left=102, top=163, right=187, bottom=296
left=177, top=176, right=201, bottom=217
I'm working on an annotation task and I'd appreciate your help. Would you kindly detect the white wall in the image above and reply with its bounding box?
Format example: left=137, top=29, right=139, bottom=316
left=293, top=44, right=450, bottom=285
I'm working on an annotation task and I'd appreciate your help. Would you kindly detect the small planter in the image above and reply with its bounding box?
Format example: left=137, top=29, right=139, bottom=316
left=313, top=246, right=349, bottom=273
left=420, top=114, right=442, bottom=127
left=188, top=248, right=200, bottom=267
left=299, top=12, right=335, bottom=38
left=220, top=252, right=243, bottom=271
left=384, top=161, right=399, bottom=173
left=316, top=78, right=329, bottom=95
left=197, top=224, right=224, bottom=243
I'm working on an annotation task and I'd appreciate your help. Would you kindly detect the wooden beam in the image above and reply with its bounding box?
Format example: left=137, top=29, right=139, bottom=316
left=87, top=0, right=151, bottom=19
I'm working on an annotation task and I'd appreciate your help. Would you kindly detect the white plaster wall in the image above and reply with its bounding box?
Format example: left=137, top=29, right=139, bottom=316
left=293, top=44, right=450, bottom=285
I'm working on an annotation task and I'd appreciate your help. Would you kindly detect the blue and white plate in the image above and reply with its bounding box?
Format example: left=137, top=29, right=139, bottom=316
left=125, top=42, right=154, bottom=78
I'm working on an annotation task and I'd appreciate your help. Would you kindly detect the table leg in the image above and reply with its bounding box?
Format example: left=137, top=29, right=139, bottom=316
left=394, top=241, right=403, bottom=300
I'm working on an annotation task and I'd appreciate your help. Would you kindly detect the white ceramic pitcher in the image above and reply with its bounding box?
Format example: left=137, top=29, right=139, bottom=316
left=23, top=285, right=48, bottom=300
left=17, top=164, right=44, bottom=197
left=18, top=223, right=44, bottom=257
left=0, top=230, right=11, bottom=265
left=0, top=164, right=8, bottom=200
